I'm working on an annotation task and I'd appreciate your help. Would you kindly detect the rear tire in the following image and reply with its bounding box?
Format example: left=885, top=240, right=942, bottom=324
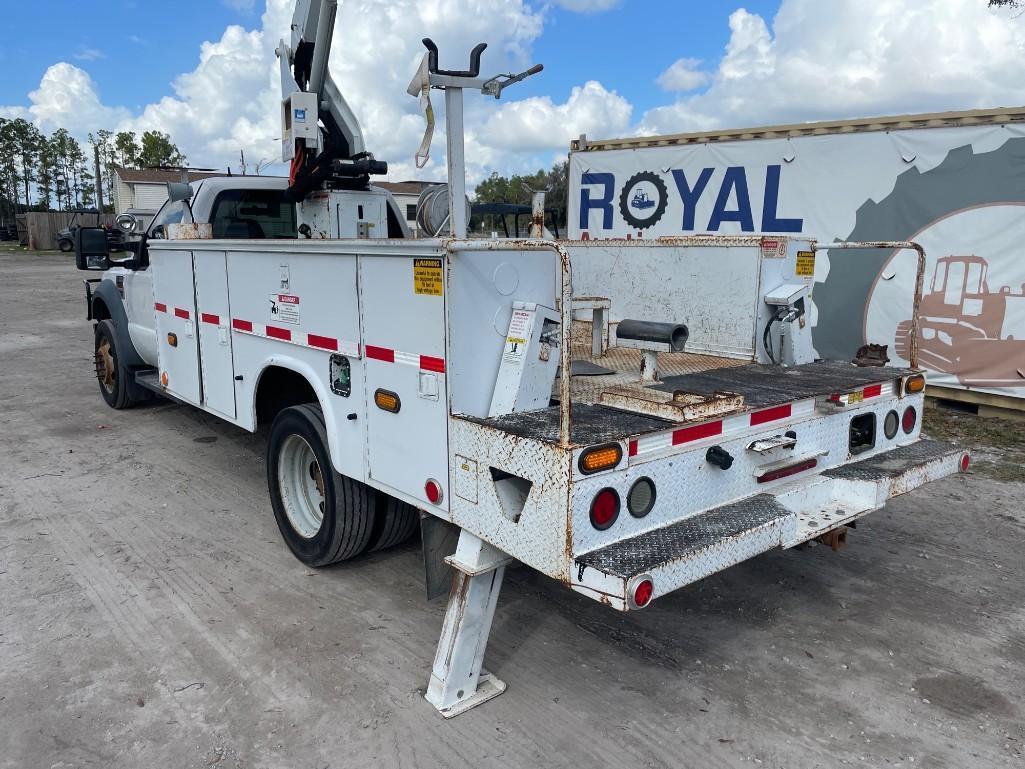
left=58, top=238, right=73, bottom=252
left=366, top=492, right=420, bottom=553
left=267, top=404, right=377, bottom=566
left=94, top=319, right=132, bottom=409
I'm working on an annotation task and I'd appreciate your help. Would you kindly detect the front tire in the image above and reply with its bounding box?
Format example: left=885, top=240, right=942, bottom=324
left=94, top=319, right=132, bottom=409
left=267, top=404, right=377, bottom=566
left=58, top=238, right=73, bottom=252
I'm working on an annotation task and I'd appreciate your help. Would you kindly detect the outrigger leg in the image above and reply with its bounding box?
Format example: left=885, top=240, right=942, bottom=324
left=425, top=529, right=511, bottom=717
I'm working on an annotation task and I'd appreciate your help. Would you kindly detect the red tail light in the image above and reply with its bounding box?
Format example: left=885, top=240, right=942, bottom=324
left=960, top=453, right=970, bottom=472
left=628, top=575, right=654, bottom=609
left=589, top=488, right=620, bottom=530
left=902, top=406, right=917, bottom=434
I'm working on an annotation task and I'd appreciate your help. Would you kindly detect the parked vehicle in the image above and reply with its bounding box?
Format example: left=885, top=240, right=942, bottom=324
left=73, top=0, right=966, bottom=718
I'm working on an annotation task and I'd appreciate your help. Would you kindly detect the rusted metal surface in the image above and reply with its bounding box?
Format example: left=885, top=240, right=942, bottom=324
left=853, top=343, right=890, bottom=367
left=448, top=238, right=573, bottom=446
left=597, top=384, right=745, bottom=422
left=813, top=240, right=926, bottom=369
left=815, top=528, right=848, bottom=551
left=653, top=360, right=906, bottom=409
left=167, top=222, right=213, bottom=240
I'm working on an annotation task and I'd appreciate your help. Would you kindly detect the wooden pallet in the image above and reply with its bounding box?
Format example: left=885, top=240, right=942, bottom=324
left=925, top=384, right=1025, bottom=423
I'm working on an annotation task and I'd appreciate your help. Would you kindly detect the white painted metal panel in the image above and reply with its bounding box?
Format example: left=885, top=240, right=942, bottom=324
left=150, top=247, right=201, bottom=406
left=361, top=254, right=449, bottom=507
left=446, top=248, right=557, bottom=418
left=194, top=250, right=236, bottom=419
left=566, top=241, right=761, bottom=359
left=224, top=246, right=367, bottom=482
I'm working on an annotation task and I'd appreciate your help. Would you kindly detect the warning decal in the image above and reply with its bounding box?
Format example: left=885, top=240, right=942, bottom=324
left=269, top=293, right=300, bottom=324
left=795, top=250, right=816, bottom=277
left=413, top=258, right=444, bottom=296
left=502, top=308, right=533, bottom=365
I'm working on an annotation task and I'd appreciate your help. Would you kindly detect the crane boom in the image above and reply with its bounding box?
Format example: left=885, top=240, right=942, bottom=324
left=277, top=0, right=381, bottom=200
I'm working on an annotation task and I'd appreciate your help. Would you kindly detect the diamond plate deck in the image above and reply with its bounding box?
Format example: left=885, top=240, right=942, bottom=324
left=822, top=438, right=960, bottom=481
left=576, top=494, right=793, bottom=579
left=651, top=361, right=909, bottom=409
left=462, top=404, right=672, bottom=447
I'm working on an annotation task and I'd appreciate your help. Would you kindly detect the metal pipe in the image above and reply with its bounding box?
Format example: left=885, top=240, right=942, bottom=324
left=812, top=240, right=926, bottom=369
left=444, top=89, right=468, bottom=239
left=447, top=239, right=573, bottom=447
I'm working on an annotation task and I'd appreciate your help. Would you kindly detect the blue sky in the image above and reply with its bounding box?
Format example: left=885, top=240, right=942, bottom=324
left=0, top=1, right=781, bottom=118
left=2, top=1, right=1023, bottom=183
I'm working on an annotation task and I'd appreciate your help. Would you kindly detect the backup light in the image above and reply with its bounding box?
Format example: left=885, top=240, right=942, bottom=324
left=884, top=410, right=899, bottom=439
left=579, top=443, right=623, bottom=475
left=627, top=477, right=656, bottom=518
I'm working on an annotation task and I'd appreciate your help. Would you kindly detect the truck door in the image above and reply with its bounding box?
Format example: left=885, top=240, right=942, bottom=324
left=193, top=250, right=237, bottom=419
left=151, top=249, right=202, bottom=406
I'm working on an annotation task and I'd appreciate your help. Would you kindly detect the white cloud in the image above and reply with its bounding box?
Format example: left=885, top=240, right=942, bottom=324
left=224, top=0, right=258, bottom=10
left=640, top=0, right=1025, bottom=136
left=22, top=63, right=131, bottom=134
left=74, top=48, right=106, bottom=62
left=481, top=81, right=632, bottom=151
left=656, top=57, right=708, bottom=92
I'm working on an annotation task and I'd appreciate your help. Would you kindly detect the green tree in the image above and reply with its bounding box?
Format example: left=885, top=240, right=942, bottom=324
left=37, top=138, right=55, bottom=211
left=138, top=130, right=186, bottom=168
left=114, top=131, right=141, bottom=168
left=0, top=119, right=20, bottom=212
left=473, top=161, right=569, bottom=233
left=989, top=0, right=1022, bottom=6
left=5, top=119, right=44, bottom=210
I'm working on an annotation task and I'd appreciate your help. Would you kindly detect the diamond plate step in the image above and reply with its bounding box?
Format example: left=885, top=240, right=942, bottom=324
left=576, top=494, right=796, bottom=581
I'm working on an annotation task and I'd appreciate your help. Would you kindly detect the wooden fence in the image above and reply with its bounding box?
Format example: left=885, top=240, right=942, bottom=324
left=17, top=212, right=115, bottom=251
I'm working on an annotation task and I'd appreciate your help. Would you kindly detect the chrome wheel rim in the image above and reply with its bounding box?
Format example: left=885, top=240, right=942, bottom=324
left=277, top=434, right=325, bottom=539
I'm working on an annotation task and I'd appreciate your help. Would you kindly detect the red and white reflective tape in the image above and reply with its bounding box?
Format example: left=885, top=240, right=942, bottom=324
left=827, top=382, right=891, bottom=406
left=628, top=398, right=816, bottom=459
left=154, top=301, right=190, bottom=319
left=230, top=317, right=359, bottom=357
left=366, top=344, right=446, bottom=374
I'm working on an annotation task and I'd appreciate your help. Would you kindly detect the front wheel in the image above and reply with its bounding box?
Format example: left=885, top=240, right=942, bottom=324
left=94, top=319, right=133, bottom=409
left=267, top=404, right=377, bottom=566
left=58, top=238, right=73, bottom=252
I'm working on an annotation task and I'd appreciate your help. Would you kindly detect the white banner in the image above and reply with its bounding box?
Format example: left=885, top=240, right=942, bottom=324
left=568, top=124, right=1025, bottom=397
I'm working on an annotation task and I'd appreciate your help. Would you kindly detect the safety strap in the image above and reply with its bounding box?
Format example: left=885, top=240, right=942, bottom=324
left=406, top=53, right=435, bottom=169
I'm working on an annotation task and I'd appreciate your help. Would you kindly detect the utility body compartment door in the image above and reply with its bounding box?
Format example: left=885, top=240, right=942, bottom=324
left=151, top=248, right=202, bottom=406
left=193, top=250, right=236, bottom=418
left=361, top=254, right=449, bottom=508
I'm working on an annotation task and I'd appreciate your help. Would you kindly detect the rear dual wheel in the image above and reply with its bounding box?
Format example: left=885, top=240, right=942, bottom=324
left=267, top=404, right=418, bottom=566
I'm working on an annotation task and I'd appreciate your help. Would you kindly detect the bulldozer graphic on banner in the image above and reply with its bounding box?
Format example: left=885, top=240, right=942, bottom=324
left=895, top=254, right=1025, bottom=387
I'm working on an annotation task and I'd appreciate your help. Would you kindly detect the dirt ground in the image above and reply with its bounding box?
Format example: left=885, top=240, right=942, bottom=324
left=1, top=251, right=1023, bottom=769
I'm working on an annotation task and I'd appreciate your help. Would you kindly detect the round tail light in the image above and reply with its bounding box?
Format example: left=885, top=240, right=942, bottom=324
left=902, top=406, right=917, bottom=434
left=883, top=410, right=899, bottom=439
left=589, top=488, right=620, bottom=530
left=424, top=478, right=443, bottom=505
left=628, top=575, right=654, bottom=609
left=627, top=477, right=656, bottom=518
left=960, top=453, right=970, bottom=472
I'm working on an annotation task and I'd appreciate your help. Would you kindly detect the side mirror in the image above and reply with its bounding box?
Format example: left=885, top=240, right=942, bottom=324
left=75, top=227, right=111, bottom=271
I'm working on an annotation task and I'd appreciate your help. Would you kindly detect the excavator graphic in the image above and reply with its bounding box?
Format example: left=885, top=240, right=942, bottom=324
left=895, top=254, right=1025, bottom=386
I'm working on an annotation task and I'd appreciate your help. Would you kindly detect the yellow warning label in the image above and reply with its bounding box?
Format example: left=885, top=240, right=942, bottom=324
left=795, top=250, right=816, bottom=277
left=413, top=258, right=444, bottom=296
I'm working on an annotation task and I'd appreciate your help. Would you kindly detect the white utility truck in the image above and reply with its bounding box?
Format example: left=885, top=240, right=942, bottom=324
left=74, top=0, right=967, bottom=717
